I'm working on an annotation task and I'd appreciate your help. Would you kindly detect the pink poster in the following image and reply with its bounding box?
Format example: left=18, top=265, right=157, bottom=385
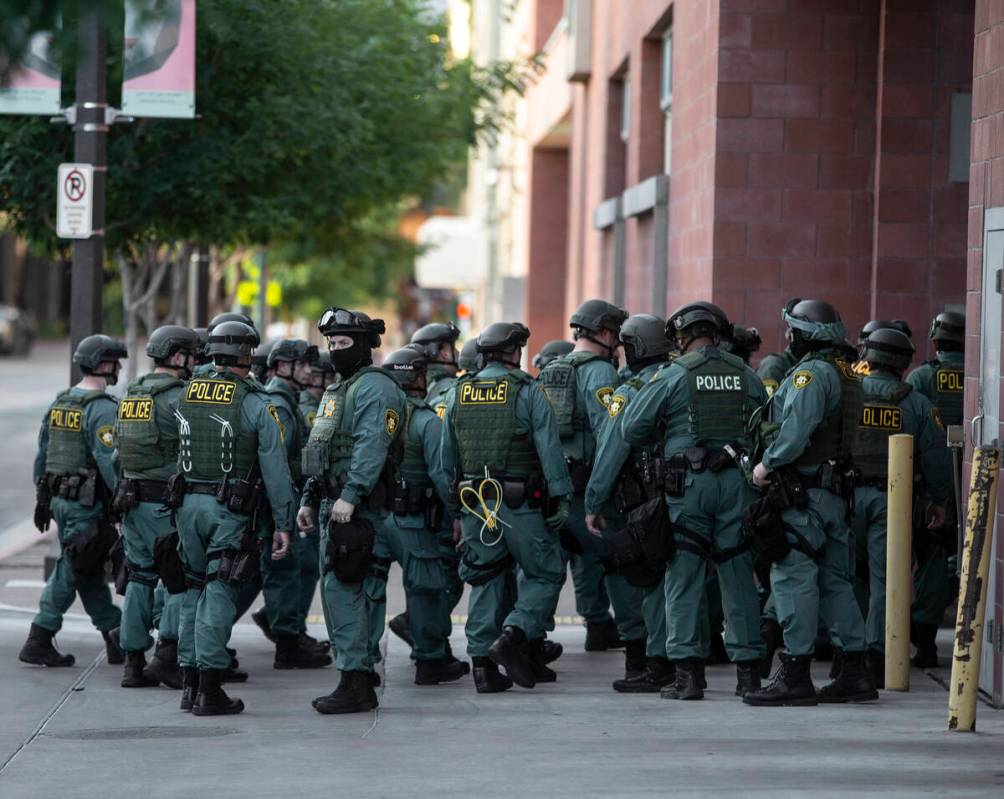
left=0, top=30, right=61, bottom=115
left=122, top=0, right=196, bottom=119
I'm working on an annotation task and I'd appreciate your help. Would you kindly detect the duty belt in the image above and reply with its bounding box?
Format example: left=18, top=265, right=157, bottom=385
left=185, top=481, right=219, bottom=496
left=133, top=479, right=169, bottom=503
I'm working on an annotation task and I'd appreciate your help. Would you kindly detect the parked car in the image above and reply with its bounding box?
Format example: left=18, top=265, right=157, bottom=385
left=0, top=305, right=36, bottom=355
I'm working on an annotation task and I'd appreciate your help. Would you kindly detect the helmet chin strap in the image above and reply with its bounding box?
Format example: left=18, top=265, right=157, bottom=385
left=584, top=332, right=617, bottom=361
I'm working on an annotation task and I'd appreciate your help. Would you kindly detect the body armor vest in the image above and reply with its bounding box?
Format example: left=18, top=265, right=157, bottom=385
left=539, top=351, right=602, bottom=439
left=177, top=373, right=259, bottom=481
left=298, top=390, right=319, bottom=428
left=115, top=374, right=185, bottom=478
left=453, top=370, right=541, bottom=479
left=395, top=398, right=432, bottom=487
left=664, top=349, right=752, bottom=449
left=855, top=382, right=912, bottom=481
left=793, top=353, right=863, bottom=468
left=929, top=357, right=963, bottom=426
left=267, top=378, right=308, bottom=484
left=44, top=389, right=107, bottom=475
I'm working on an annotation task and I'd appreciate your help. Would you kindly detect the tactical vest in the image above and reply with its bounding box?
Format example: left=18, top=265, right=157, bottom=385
left=452, top=370, right=541, bottom=479
left=298, top=390, right=319, bottom=429
left=855, top=382, right=912, bottom=481
left=266, top=379, right=308, bottom=483
left=426, top=375, right=456, bottom=419
left=114, top=374, right=185, bottom=477
left=396, top=398, right=432, bottom=488
left=44, top=389, right=108, bottom=475
left=538, top=351, right=603, bottom=438
left=793, top=353, right=863, bottom=468
left=176, top=373, right=259, bottom=481
left=929, top=357, right=963, bottom=426
left=663, top=349, right=752, bottom=449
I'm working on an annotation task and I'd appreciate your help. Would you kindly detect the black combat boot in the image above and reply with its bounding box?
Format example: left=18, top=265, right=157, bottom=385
left=444, top=639, right=471, bottom=674
left=623, top=639, right=648, bottom=681
left=661, top=658, right=705, bottom=700
left=911, top=622, right=939, bottom=668
left=526, top=638, right=557, bottom=683
left=488, top=625, right=537, bottom=688
left=817, top=650, right=879, bottom=703
left=472, top=656, right=513, bottom=694
left=539, top=637, right=563, bottom=664
left=867, top=649, right=885, bottom=689
left=102, top=628, right=124, bottom=665
left=18, top=624, right=75, bottom=667
left=813, top=633, right=834, bottom=662
left=221, top=647, right=248, bottom=683
left=274, top=634, right=332, bottom=669
left=584, top=618, right=624, bottom=651
left=759, top=618, right=782, bottom=679
left=121, top=650, right=159, bottom=688
left=828, top=647, right=844, bottom=679
left=388, top=612, right=414, bottom=647
left=179, top=666, right=199, bottom=711
left=250, top=607, right=276, bottom=644
left=415, top=657, right=469, bottom=685
left=743, top=652, right=818, bottom=707
left=192, top=668, right=244, bottom=716
left=735, top=660, right=761, bottom=697
left=613, top=657, right=675, bottom=693
left=143, top=638, right=182, bottom=689
left=313, top=671, right=379, bottom=714
left=299, top=631, right=330, bottom=655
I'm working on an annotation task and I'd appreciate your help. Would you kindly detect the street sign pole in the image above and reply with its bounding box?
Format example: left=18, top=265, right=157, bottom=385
left=68, top=12, right=107, bottom=383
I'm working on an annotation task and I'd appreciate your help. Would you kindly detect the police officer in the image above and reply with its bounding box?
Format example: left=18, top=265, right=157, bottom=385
left=20, top=335, right=127, bottom=668
left=250, top=339, right=278, bottom=384
left=441, top=322, right=572, bottom=692
left=366, top=345, right=467, bottom=684
left=617, top=304, right=766, bottom=700
left=299, top=351, right=334, bottom=429
left=756, top=299, right=802, bottom=397
left=113, top=325, right=200, bottom=689
left=852, top=320, right=913, bottom=376
left=296, top=308, right=405, bottom=714
left=585, top=314, right=676, bottom=692
left=193, top=328, right=210, bottom=366
left=194, top=312, right=260, bottom=377
left=249, top=339, right=330, bottom=669
left=723, top=326, right=762, bottom=366
left=853, top=328, right=950, bottom=685
left=906, top=310, right=965, bottom=667
left=410, top=322, right=461, bottom=417
left=531, top=340, right=574, bottom=373
left=539, top=299, right=644, bottom=653
left=174, top=321, right=296, bottom=716
left=744, top=300, right=877, bottom=707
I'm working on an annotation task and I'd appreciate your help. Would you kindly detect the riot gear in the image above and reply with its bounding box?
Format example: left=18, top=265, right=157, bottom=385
left=862, top=328, right=915, bottom=375
left=858, top=319, right=913, bottom=347
left=382, top=344, right=429, bottom=393
left=73, top=334, right=127, bottom=381
left=267, top=339, right=318, bottom=368
left=619, top=315, right=671, bottom=370
left=146, top=326, right=200, bottom=362
left=193, top=328, right=210, bottom=365
left=458, top=338, right=481, bottom=373
left=207, top=321, right=258, bottom=366
left=532, top=340, right=574, bottom=371
left=724, top=325, right=761, bottom=364
left=410, top=322, right=460, bottom=362
left=476, top=322, right=530, bottom=367
left=667, top=302, right=731, bottom=351
left=318, top=307, right=385, bottom=379
left=929, top=310, right=965, bottom=350
left=569, top=299, right=627, bottom=359
left=783, top=299, right=846, bottom=359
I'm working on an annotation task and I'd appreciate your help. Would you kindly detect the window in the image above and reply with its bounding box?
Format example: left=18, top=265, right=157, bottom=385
left=620, top=75, right=631, bottom=143
left=660, top=29, right=672, bottom=174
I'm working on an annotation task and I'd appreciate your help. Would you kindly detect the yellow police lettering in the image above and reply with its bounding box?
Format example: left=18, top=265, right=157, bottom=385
left=49, top=408, right=82, bottom=431
left=695, top=375, right=742, bottom=391
left=459, top=381, right=509, bottom=405
left=185, top=380, right=236, bottom=404
left=118, top=398, right=153, bottom=421
left=936, top=370, right=963, bottom=392
left=861, top=405, right=902, bottom=431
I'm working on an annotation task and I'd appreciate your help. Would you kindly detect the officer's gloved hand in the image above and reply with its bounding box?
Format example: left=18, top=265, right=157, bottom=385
left=546, top=497, right=571, bottom=531
left=331, top=498, right=355, bottom=524
left=33, top=501, right=50, bottom=533
left=296, top=506, right=316, bottom=533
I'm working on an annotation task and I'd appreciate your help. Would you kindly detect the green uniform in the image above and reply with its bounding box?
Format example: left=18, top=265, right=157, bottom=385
left=32, top=387, right=122, bottom=635
left=853, top=372, right=951, bottom=651
left=539, top=352, right=644, bottom=641
left=366, top=396, right=453, bottom=661
left=441, top=363, right=572, bottom=655
left=756, top=348, right=797, bottom=398
left=298, top=388, right=320, bottom=429
left=585, top=361, right=668, bottom=659
left=114, top=372, right=186, bottom=652
left=296, top=389, right=323, bottom=622
left=175, top=369, right=296, bottom=670
left=761, top=350, right=867, bottom=656
left=620, top=348, right=766, bottom=662
left=302, top=367, right=405, bottom=673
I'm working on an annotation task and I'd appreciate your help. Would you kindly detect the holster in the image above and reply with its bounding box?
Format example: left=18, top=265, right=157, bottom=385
left=602, top=495, right=675, bottom=588
left=163, top=473, right=187, bottom=510
left=110, top=537, right=128, bottom=595
left=64, top=518, right=118, bottom=578
left=226, top=477, right=262, bottom=516
left=423, top=497, right=445, bottom=530
left=740, top=496, right=791, bottom=565
left=154, top=531, right=187, bottom=594
left=34, top=475, right=52, bottom=532
left=323, top=517, right=376, bottom=583
left=112, top=478, right=140, bottom=514
left=664, top=454, right=687, bottom=498
left=77, top=469, right=98, bottom=508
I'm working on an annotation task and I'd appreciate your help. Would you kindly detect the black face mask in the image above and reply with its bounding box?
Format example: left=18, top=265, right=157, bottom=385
left=329, top=338, right=372, bottom=379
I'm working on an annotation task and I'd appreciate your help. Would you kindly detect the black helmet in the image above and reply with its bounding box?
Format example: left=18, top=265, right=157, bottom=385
left=532, top=340, right=574, bottom=371
left=192, top=327, right=210, bottom=364
left=458, top=338, right=481, bottom=372
left=382, top=344, right=429, bottom=391
left=251, top=339, right=276, bottom=369
left=858, top=319, right=913, bottom=347
left=410, top=322, right=460, bottom=358
left=667, top=301, right=732, bottom=341
left=146, top=325, right=200, bottom=362
left=477, top=322, right=530, bottom=355
left=783, top=298, right=846, bottom=355
left=929, top=310, right=965, bottom=349
left=267, top=338, right=318, bottom=368
left=863, top=328, right=916, bottom=374
left=207, top=321, right=258, bottom=365
left=74, top=334, right=127, bottom=373
left=787, top=299, right=840, bottom=325
left=569, top=299, right=628, bottom=336
left=317, top=307, right=385, bottom=348
left=310, top=350, right=335, bottom=376
left=208, top=312, right=260, bottom=346
left=620, top=315, right=672, bottom=367
left=723, top=325, right=762, bottom=364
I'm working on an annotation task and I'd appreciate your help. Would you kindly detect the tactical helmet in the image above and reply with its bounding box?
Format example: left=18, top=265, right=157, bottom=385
left=410, top=322, right=460, bottom=359
left=207, top=321, right=258, bottom=365
left=192, top=327, right=210, bottom=365
left=73, top=334, right=127, bottom=373
left=724, top=325, right=762, bottom=364
left=863, top=327, right=916, bottom=374
left=146, top=325, right=200, bottom=362
left=858, top=319, right=913, bottom=347
left=310, top=350, right=335, bottom=377
left=208, top=312, right=260, bottom=346
left=929, top=310, right=965, bottom=349
left=382, top=344, right=429, bottom=391
left=783, top=299, right=846, bottom=352
left=476, top=322, right=530, bottom=354
left=569, top=299, right=628, bottom=336
left=667, top=301, right=732, bottom=340
left=267, top=338, right=318, bottom=368
left=317, top=307, right=385, bottom=348
left=532, top=339, right=574, bottom=371
left=251, top=339, right=276, bottom=369
left=458, top=338, right=481, bottom=372
left=620, top=315, right=672, bottom=367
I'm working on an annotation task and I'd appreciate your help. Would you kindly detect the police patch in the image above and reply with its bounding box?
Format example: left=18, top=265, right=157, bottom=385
left=186, top=380, right=236, bottom=404
left=861, top=405, right=902, bottom=431
left=267, top=404, right=285, bottom=441
left=792, top=371, right=813, bottom=390
left=762, top=379, right=779, bottom=397
left=96, top=425, right=115, bottom=448
left=118, top=398, right=153, bottom=421
left=435, top=403, right=447, bottom=419
left=323, top=398, right=337, bottom=417
left=385, top=409, right=400, bottom=435
left=595, top=386, right=614, bottom=408
left=608, top=395, right=627, bottom=418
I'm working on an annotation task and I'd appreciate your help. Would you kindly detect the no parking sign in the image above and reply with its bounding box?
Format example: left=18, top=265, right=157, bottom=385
left=56, top=163, right=94, bottom=239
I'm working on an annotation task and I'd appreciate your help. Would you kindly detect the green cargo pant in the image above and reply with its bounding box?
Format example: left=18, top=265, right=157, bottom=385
left=912, top=533, right=954, bottom=627
left=366, top=516, right=450, bottom=662
left=34, top=497, right=121, bottom=634
left=643, top=576, right=668, bottom=658
left=152, top=583, right=180, bottom=639
left=458, top=501, right=563, bottom=657
left=259, top=521, right=302, bottom=638
left=771, top=486, right=867, bottom=656
left=439, top=526, right=465, bottom=614
left=119, top=501, right=184, bottom=652
left=176, top=494, right=250, bottom=670
left=664, top=470, right=763, bottom=662
left=296, top=531, right=321, bottom=631
left=854, top=486, right=888, bottom=652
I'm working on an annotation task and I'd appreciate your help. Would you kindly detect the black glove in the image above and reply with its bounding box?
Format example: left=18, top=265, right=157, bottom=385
left=33, top=501, right=51, bottom=533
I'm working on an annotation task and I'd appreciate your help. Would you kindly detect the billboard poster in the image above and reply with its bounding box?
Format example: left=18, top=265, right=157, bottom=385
left=0, top=29, right=61, bottom=115
left=122, top=0, right=196, bottom=119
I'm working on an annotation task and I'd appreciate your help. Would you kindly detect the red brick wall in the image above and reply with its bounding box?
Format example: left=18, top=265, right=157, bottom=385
left=526, top=147, right=571, bottom=350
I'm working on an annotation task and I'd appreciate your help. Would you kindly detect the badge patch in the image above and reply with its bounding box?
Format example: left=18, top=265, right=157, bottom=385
left=792, top=371, right=813, bottom=390
left=762, top=379, right=779, bottom=397
left=267, top=404, right=285, bottom=441
left=385, top=409, right=400, bottom=435
left=435, top=403, right=447, bottom=419
left=323, top=398, right=337, bottom=417
left=96, top=425, right=115, bottom=448
left=595, top=386, right=614, bottom=408
left=608, top=395, right=627, bottom=418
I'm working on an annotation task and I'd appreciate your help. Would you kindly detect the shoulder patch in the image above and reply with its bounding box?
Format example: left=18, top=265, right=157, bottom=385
left=267, top=404, right=285, bottom=441
left=595, top=386, right=615, bottom=408
left=835, top=360, right=858, bottom=380
left=931, top=406, right=945, bottom=431
left=792, top=371, right=813, bottom=390
left=852, top=360, right=870, bottom=376
left=306, top=411, right=316, bottom=427
left=96, top=424, right=115, bottom=448
left=385, top=408, right=400, bottom=436
left=435, top=403, right=447, bottom=419
left=762, top=378, right=779, bottom=397
left=608, top=394, right=627, bottom=418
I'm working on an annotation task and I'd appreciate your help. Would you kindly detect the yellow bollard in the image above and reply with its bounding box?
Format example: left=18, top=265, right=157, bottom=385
left=947, top=445, right=1001, bottom=732
left=885, top=434, right=914, bottom=691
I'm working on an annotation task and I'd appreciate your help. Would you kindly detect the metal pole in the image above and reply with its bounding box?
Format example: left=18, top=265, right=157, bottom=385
left=187, top=246, right=210, bottom=326
left=257, top=249, right=267, bottom=334
left=68, top=12, right=107, bottom=383
left=884, top=433, right=914, bottom=691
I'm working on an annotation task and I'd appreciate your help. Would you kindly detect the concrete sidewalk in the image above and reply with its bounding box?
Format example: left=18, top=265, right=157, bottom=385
left=1, top=608, right=1001, bottom=799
